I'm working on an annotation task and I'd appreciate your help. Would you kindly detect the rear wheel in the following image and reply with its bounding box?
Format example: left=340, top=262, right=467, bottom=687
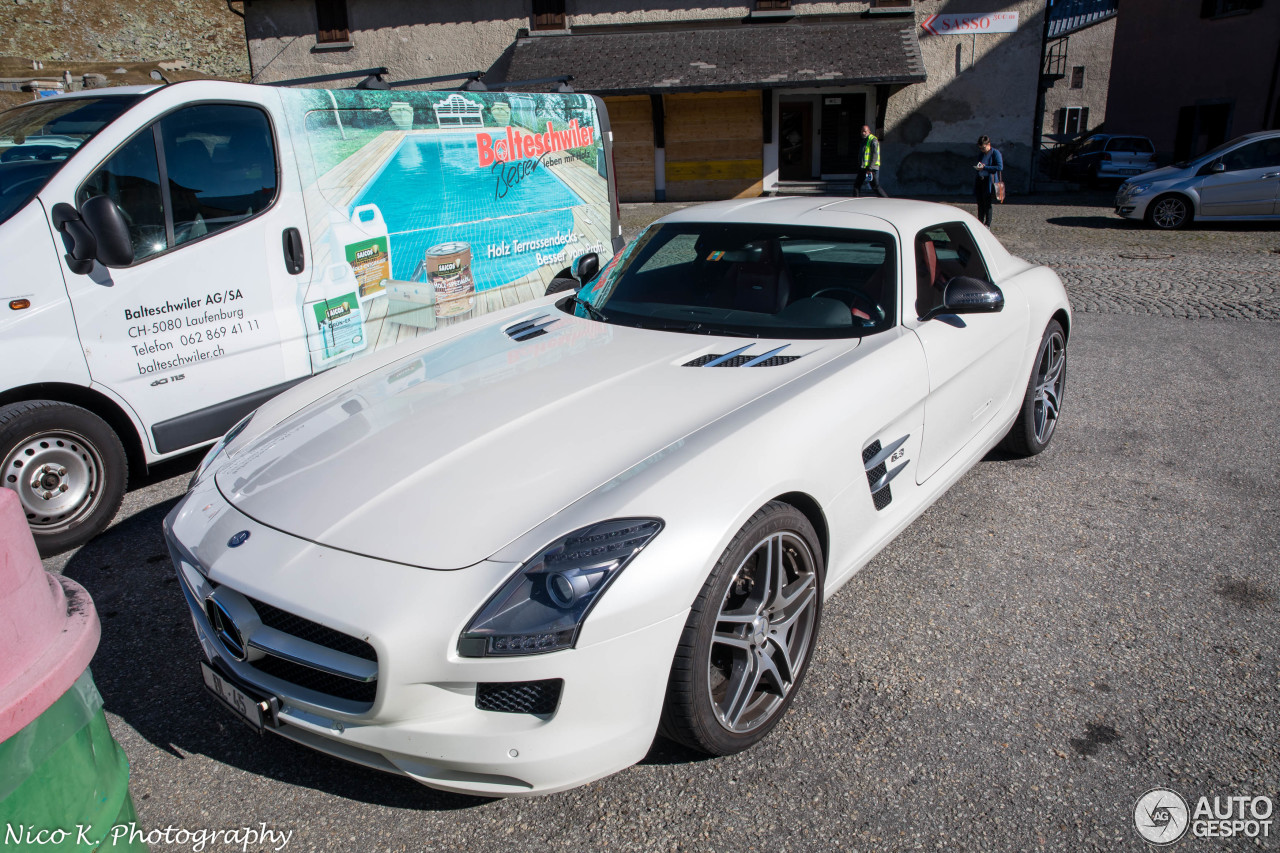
left=660, top=501, right=823, bottom=755
left=1145, top=194, right=1192, bottom=230
left=999, top=320, right=1067, bottom=457
left=0, top=401, right=127, bottom=556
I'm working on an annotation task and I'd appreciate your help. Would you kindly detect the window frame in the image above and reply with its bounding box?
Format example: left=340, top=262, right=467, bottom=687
left=531, top=0, right=567, bottom=31
left=315, top=0, right=351, bottom=44
left=75, top=100, right=282, bottom=269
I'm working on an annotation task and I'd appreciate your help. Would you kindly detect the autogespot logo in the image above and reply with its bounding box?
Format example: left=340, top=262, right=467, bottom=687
left=1134, top=788, right=1190, bottom=845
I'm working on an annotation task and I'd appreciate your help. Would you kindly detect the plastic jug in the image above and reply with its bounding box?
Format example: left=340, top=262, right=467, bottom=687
left=329, top=204, right=392, bottom=297
left=305, top=263, right=368, bottom=366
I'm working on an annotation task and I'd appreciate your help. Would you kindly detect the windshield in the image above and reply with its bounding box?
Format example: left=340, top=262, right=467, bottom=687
left=567, top=222, right=897, bottom=339
left=0, top=95, right=140, bottom=225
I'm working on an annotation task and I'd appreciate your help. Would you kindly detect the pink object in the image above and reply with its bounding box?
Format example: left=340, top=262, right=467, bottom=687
left=0, top=489, right=101, bottom=742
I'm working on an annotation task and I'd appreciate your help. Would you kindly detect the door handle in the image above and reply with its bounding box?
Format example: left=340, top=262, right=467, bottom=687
left=282, top=227, right=305, bottom=275
left=1263, top=172, right=1280, bottom=179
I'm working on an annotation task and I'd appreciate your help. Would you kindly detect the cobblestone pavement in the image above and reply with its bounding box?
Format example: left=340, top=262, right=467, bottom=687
left=622, top=193, right=1280, bottom=321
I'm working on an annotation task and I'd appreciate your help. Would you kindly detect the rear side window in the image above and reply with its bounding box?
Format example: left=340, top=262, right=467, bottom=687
left=78, top=103, right=278, bottom=265
left=914, top=222, right=990, bottom=318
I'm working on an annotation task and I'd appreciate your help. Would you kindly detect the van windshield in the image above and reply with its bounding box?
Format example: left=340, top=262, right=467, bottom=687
left=0, top=95, right=140, bottom=225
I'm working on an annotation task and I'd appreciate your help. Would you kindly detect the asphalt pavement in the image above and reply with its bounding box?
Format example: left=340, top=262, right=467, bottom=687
left=39, top=194, right=1280, bottom=853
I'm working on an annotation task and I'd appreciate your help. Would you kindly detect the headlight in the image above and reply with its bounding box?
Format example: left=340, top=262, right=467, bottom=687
left=457, top=518, right=663, bottom=657
left=1128, top=183, right=1152, bottom=196
left=188, top=411, right=255, bottom=490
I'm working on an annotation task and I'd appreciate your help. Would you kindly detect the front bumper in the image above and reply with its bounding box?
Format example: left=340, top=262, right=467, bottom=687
left=165, top=481, right=687, bottom=797
left=1113, top=186, right=1151, bottom=220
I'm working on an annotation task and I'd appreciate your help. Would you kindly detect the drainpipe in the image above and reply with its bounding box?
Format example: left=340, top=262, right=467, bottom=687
left=1029, top=0, right=1054, bottom=193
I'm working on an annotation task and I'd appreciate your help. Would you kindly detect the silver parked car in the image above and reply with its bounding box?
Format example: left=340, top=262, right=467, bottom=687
left=1063, top=134, right=1156, bottom=184
left=1115, top=131, right=1280, bottom=230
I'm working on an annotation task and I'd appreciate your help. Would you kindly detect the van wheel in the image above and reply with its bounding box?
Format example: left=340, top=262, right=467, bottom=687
left=0, top=401, right=127, bottom=556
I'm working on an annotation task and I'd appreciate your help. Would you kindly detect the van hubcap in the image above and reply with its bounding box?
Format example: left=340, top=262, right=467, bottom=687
left=3, top=431, right=104, bottom=532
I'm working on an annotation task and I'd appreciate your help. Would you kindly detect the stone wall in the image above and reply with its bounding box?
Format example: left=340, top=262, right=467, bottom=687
left=883, top=0, right=1046, bottom=196
left=2, top=0, right=249, bottom=80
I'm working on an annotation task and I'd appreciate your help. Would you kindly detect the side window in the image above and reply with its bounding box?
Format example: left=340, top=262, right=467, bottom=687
left=160, top=104, right=277, bottom=246
left=79, top=130, right=168, bottom=262
left=77, top=103, right=277, bottom=266
left=1220, top=141, right=1266, bottom=172
left=914, top=223, right=990, bottom=318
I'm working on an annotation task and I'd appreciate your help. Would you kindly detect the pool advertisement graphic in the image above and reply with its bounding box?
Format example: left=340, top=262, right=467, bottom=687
left=278, top=88, right=612, bottom=372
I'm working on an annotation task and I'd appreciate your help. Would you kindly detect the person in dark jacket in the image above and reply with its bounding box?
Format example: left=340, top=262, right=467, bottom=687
left=973, top=135, right=1003, bottom=227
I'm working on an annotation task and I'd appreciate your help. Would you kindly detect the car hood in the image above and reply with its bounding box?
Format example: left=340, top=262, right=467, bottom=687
left=1127, top=163, right=1189, bottom=184
left=216, top=309, right=845, bottom=569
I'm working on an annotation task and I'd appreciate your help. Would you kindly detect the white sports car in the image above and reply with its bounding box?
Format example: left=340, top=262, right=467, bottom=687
left=166, top=197, right=1070, bottom=797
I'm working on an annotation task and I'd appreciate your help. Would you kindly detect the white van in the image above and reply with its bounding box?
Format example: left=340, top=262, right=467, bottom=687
left=0, top=81, right=621, bottom=554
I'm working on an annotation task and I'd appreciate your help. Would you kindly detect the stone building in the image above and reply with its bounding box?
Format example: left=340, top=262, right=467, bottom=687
left=1039, top=0, right=1116, bottom=143
left=242, top=1, right=1049, bottom=199
left=1105, top=0, right=1280, bottom=162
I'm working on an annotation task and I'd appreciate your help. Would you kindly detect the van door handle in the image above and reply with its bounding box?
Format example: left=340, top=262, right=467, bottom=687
left=282, top=228, right=305, bottom=274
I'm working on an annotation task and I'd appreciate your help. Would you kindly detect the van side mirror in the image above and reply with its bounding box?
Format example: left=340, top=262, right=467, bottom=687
left=51, top=203, right=97, bottom=275
left=51, top=198, right=134, bottom=275
left=571, top=252, right=599, bottom=283
left=920, top=276, right=1004, bottom=321
left=81, top=195, right=134, bottom=267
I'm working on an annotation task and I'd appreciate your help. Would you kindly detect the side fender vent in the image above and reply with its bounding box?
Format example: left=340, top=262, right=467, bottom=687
left=505, top=315, right=558, bottom=341
left=863, top=434, right=909, bottom=512
left=684, top=343, right=801, bottom=367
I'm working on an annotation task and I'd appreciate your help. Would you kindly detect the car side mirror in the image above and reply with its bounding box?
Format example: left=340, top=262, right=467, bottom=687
left=1211, top=161, right=1226, bottom=173
left=51, top=197, right=134, bottom=274
left=571, top=252, right=600, bottom=283
left=921, top=276, right=1004, bottom=321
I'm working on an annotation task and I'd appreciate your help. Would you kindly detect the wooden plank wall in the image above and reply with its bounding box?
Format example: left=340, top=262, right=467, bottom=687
left=603, top=95, right=656, bottom=202
left=663, top=92, right=763, bottom=201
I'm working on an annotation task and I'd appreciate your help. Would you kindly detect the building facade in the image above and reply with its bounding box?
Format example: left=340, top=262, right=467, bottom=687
left=1105, top=0, right=1280, bottom=162
left=243, top=1, right=1048, bottom=199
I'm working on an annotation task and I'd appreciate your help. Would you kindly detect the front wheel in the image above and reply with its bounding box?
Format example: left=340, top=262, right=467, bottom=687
left=660, top=501, right=823, bottom=756
left=1145, top=194, right=1192, bottom=230
left=0, top=401, right=128, bottom=556
left=999, top=320, right=1067, bottom=457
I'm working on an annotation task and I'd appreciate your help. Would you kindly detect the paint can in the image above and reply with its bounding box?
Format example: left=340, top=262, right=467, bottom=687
left=424, top=242, right=474, bottom=318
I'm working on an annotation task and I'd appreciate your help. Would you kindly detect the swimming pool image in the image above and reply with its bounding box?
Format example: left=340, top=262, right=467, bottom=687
left=350, top=132, right=588, bottom=291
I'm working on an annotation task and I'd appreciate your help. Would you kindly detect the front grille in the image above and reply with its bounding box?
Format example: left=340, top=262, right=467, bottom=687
left=476, top=679, right=563, bottom=715
left=247, top=597, right=376, bottom=662
left=250, top=655, right=377, bottom=705
left=684, top=353, right=801, bottom=367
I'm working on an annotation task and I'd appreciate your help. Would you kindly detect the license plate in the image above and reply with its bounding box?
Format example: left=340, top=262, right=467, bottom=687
left=1121, top=169, right=1140, bottom=174
left=201, top=662, right=269, bottom=732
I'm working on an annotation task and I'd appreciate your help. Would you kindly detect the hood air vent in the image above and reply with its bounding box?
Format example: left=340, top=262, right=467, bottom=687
left=505, top=315, right=558, bottom=342
left=684, top=344, right=801, bottom=368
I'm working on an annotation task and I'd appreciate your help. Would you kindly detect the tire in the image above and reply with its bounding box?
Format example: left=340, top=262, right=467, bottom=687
left=999, top=320, right=1067, bottom=458
left=1145, top=193, right=1193, bottom=230
left=660, top=501, right=823, bottom=756
left=0, top=401, right=128, bottom=556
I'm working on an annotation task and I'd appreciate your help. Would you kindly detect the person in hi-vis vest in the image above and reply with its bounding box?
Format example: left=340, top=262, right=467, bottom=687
left=856, top=125, right=889, bottom=198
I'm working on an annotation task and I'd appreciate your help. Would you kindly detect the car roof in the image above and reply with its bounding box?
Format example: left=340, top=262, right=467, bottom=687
left=657, top=196, right=982, bottom=236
